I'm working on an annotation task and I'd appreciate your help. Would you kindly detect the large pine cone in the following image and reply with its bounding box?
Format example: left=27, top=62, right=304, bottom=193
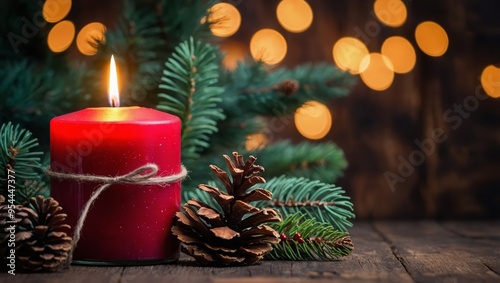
left=172, top=152, right=281, bottom=265
left=8, top=196, right=72, bottom=272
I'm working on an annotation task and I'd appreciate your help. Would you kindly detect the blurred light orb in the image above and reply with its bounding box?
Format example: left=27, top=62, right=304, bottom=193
left=277, top=0, right=313, bottom=33
left=76, top=22, right=106, bottom=56
left=43, top=0, right=72, bottom=23
left=381, top=36, right=416, bottom=74
left=374, top=0, right=407, bottom=27
left=208, top=3, right=241, bottom=37
left=221, top=41, right=247, bottom=70
left=47, top=20, right=75, bottom=53
left=250, top=29, right=287, bottom=65
left=360, top=53, right=394, bottom=91
left=415, top=21, right=449, bottom=57
left=481, top=65, right=500, bottom=98
left=295, top=101, right=332, bottom=140
left=333, top=37, right=370, bottom=74
left=245, top=133, right=269, bottom=151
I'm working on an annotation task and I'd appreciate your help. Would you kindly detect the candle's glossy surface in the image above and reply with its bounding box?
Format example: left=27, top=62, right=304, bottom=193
left=50, top=107, right=181, bottom=264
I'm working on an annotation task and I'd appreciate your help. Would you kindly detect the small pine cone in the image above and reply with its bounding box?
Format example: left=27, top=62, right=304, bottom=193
left=275, top=80, right=299, bottom=96
left=333, top=236, right=354, bottom=253
left=15, top=196, right=72, bottom=272
left=172, top=152, right=281, bottom=266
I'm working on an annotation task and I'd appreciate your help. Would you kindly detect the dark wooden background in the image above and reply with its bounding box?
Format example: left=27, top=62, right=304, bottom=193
left=229, top=0, right=500, bottom=219
left=70, top=0, right=500, bottom=219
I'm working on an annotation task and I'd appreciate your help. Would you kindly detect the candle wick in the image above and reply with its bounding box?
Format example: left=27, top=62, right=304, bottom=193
left=110, top=98, right=120, bottom=107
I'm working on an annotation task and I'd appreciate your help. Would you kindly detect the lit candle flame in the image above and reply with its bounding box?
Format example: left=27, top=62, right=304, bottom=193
left=108, top=55, right=120, bottom=107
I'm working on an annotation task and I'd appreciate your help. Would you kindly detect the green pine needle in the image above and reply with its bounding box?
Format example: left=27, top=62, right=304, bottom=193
left=267, top=212, right=353, bottom=261
left=257, top=176, right=355, bottom=232
left=251, top=140, right=348, bottom=183
left=0, top=122, right=47, bottom=204
left=158, top=37, right=225, bottom=163
left=223, top=62, right=356, bottom=116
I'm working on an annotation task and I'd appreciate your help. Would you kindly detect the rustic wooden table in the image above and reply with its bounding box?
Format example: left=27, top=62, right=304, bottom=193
left=1, top=221, right=499, bottom=283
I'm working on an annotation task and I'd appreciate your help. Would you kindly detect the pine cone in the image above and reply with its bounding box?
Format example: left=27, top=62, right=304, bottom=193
left=14, top=196, right=72, bottom=272
left=275, top=79, right=299, bottom=96
left=172, top=152, right=281, bottom=265
left=0, top=195, right=26, bottom=260
left=334, top=236, right=354, bottom=252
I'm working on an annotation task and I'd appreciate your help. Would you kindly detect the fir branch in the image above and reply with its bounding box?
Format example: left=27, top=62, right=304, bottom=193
left=158, top=0, right=215, bottom=43
left=222, top=62, right=355, bottom=116
left=16, top=179, right=49, bottom=202
left=266, top=212, right=353, bottom=260
left=158, top=37, right=225, bottom=164
left=257, top=176, right=355, bottom=232
left=0, top=122, right=47, bottom=204
left=0, top=60, right=90, bottom=147
left=252, top=140, right=348, bottom=183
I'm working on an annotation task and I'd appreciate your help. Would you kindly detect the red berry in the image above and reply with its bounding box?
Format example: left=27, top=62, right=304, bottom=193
left=293, top=233, right=302, bottom=241
left=280, top=233, right=288, bottom=241
left=297, top=237, right=304, bottom=244
left=315, top=237, right=322, bottom=243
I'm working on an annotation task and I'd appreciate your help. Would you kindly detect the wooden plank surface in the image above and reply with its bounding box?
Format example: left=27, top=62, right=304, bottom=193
left=1, top=221, right=498, bottom=283
left=441, top=221, right=500, bottom=276
left=373, top=221, right=500, bottom=283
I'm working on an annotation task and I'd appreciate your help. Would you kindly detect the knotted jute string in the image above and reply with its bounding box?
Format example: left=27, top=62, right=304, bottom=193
left=46, top=163, right=188, bottom=267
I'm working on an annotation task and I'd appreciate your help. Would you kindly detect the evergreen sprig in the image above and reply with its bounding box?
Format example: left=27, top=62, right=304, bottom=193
left=0, top=122, right=48, bottom=204
left=158, top=37, right=225, bottom=163
left=266, top=212, right=353, bottom=260
left=0, top=60, right=89, bottom=146
left=257, top=176, right=355, bottom=232
left=223, top=62, right=355, bottom=116
left=158, top=0, right=215, bottom=43
left=252, top=140, right=348, bottom=183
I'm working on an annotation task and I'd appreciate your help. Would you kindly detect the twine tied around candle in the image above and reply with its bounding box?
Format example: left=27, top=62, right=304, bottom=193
left=45, top=163, right=188, bottom=267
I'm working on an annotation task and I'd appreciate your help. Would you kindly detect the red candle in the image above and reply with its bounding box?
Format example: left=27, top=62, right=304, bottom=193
left=49, top=56, right=181, bottom=264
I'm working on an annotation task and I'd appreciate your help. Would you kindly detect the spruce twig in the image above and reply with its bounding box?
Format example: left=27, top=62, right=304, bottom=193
left=223, top=62, right=355, bottom=116
left=266, top=212, right=353, bottom=261
left=158, top=37, right=225, bottom=164
left=252, top=140, right=348, bottom=183
left=0, top=123, right=47, bottom=204
left=257, top=176, right=355, bottom=232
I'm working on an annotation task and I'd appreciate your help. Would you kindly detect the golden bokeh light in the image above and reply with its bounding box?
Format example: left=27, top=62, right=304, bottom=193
left=333, top=37, right=370, bottom=74
left=374, top=0, right=407, bottom=27
left=415, top=21, right=449, bottom=57
left=250, top=29, right=287, bottom=65
left=208, top=3, right=241, bottom=37
left=295, top=101, right=332, bottom=140
left=245, top=133, right=269, bottom=151
left=43, top=0, right=72, bottom=23
left=76, top=22, right=106, bottom=56
left=481, top=65, right=500, bottom=98
left=276, top=0, right=313, bottom=33
left=381, top=36, right=416, bottom=74
left=47, top=20, right=75, bottom=53
left=360, top=53, right=394, bottom=91
left=221, top=41, right=247, bottom=70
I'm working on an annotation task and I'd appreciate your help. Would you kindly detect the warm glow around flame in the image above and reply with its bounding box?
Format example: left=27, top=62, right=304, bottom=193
left=108, top=55, right=120, bottom=107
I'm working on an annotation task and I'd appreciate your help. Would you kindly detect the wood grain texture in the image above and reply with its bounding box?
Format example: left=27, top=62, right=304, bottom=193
left=0, top=266, right=123, bottom=283
left=373, top=221, right=500, bottom=282
left=1, top=221, right=498, bottom=282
